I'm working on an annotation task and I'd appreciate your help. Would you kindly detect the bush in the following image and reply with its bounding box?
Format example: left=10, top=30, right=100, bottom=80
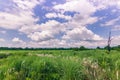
left=0, top=53, right=11, bottom=59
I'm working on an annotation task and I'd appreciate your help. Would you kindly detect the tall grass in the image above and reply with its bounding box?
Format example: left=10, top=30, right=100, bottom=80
left=0, top=50, right=120, bottom=80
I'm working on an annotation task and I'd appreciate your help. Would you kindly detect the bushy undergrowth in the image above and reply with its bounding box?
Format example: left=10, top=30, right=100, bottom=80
left=0, top=50, right=120, bottom=80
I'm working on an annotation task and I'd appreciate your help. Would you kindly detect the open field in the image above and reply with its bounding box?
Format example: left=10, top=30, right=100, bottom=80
left=0, top=49, right=120, bottom=80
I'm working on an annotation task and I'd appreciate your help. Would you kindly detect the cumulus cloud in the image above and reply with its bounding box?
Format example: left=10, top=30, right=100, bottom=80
left=0, top=0, right=44, bottom=30
left=111, top=36, right=120, bottom=46
left=26, top=20, right=66, bottom=41
left=88, top=0, right=120, bottom=10
left=45, top=12, right=72, bottom=20
left=69, top=13, right=98, bottom=26
left=0, top=38, right=5, bottom=42
left=54, top=0, right=96, bottom=16
left=10, top=0, right=103, bottom=47
left=28, top=31, right=54, bottom=41
left=19, top=20, right=63, bottom=34
left=0, top=0, right=119, bottom=48
left=0, top=11, right=38, bottom=29
left=27, top=39, right=106, bottom=48
left=62, top=27, right=103, bottom=41
left=11, top=37, right=27, bottom=47
left=12, top=37, right=24, bottom=43
left=12, top=0, right=45, bottom=10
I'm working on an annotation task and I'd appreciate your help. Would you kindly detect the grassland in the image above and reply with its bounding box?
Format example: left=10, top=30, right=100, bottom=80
left=0, top=49, right=120, bottom=80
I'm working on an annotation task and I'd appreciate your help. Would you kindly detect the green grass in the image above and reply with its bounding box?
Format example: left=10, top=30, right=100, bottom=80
left=0, top=49, right=120, bottom=80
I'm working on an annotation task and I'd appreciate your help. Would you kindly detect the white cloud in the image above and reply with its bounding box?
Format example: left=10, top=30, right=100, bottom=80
left=88, top=0, right=120, bottom=10
left=26, top=20, right=66, bottom=41
left=0, top=0, right=45, bottom=30
left=0, top=31, right=6, bottom=34
left=19, top=20, right=63, bottom=34
left=27, top=39, right=107, bottom=48
left=112, top=25, right=120, bottom=31
left=101, top=17, right=120, bottom=27
left=12, top=37, right=24, bottom=43
left=39, top=20, right=64, bottom=31
left=117, top=1, right=120, bottom=8
left=12, top=0, right=45, bottom=10
left=63, top=27, right=103, bottom=41
left=45, top=12, right=72, bottom=20
left=0, top=38, right=107, bottom=48
left=37, top=39, right=67, bottom=48
left=45, top=13, right=57, bottom=18
left=0, top=11, right=38, bottom=29
left=111, top=9, right=117, bottom=13
left=28, top=31, right=54, bottom=41
left=111, top=36, right=120, bottom=46
left=0, top=0, right=119, bottom=48
left=18, top=39, right=67, bottom=48
left=19, top=24, right=40, bottom=34
left=0, top=38, right=5, bottom=42
left=11, top=37, right=27, bottom=47
left=54, top=0, right=96, bottom=16
left=21, top=0, right=100, bottom=46
left=70, top=14, right=98, bottom=26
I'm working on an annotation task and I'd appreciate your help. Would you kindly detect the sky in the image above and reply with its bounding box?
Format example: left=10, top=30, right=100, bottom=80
left=0, top=0, right=120, bottom=48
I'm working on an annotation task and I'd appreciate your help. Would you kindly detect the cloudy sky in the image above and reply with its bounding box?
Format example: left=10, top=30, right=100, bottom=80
left=0, top=0, right=120, bottom=48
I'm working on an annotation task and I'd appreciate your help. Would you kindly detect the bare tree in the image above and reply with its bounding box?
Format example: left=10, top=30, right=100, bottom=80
left=107, top=31, right=111, bottom=54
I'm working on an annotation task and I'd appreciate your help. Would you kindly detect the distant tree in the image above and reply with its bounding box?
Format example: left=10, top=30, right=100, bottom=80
left=117, top=45, right=120, bottom=48
left=79, top=46, right=87, bottom=50
left=112, top=45, right=120, bottom=51
left=104, top=46, right=108, bottom=49
left=73, top=47, right=79, bottom=51
left=96, top=46, right=101, bottom=49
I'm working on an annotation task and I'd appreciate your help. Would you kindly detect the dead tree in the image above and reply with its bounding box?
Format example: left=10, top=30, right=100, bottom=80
left=107, top=31, right=111, bottom=54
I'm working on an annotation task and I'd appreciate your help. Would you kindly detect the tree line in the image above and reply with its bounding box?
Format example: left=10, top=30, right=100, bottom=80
left=0, top=45, right=119, bottom=51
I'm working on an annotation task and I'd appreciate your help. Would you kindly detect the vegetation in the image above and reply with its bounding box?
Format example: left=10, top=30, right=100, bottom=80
left=0, top=47, right=120, bottom=80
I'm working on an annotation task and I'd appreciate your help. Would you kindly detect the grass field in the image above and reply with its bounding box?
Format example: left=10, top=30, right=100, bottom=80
left=0, top=49, right=120, bottom=80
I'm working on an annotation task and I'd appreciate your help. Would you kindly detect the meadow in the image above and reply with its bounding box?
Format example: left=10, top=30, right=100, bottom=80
left=0, top=49, right=120, bottom=80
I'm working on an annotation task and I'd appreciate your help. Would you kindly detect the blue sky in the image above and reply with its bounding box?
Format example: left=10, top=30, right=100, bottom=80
left=0, top=0, right=120, bottom=48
